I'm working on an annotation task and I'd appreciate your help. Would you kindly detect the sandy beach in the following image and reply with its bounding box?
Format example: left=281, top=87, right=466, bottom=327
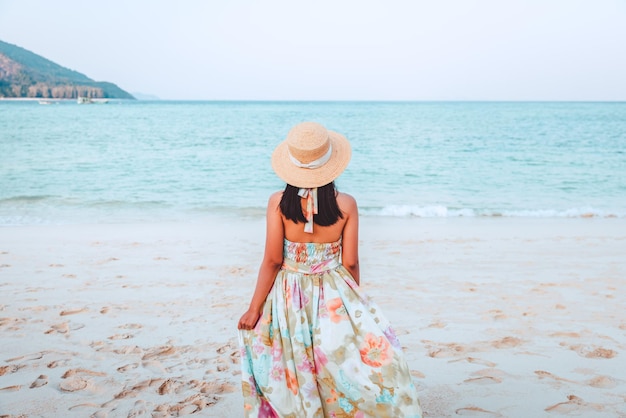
left=1, top=216, right=625, bottom=417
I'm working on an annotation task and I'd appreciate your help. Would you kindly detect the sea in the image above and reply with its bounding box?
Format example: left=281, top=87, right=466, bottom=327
left=1, top=100, right=625, bottom=226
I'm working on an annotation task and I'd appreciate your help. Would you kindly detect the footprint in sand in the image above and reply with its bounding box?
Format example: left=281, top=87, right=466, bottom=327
left=216, top=342, right=238, bottom=355
left=491, top=336, right=524, bottom=349
left=60, top=307, right=88, bottom=316
left=59, top=377, right=88, bottom=392
left=157, top=378, right=182, bottom=395
left=465, top=368, right=508, bottom=385
left=455, top=406, right=503, bottom=416
left=186, top=357, right=210, bottom=367
left=197, top=379, right=237, bottom=395
left=113, top=345, right=143, bottom=356
left=114, top=378, right=164, bottom=400
left=47, top=359, right=72, bottom=369
left=210, top=355, right=230, bottom=373
left=545, top=395, right=604, bottom=414
left=30, top=374, right=48, bottom=388
left=467, top=357, right=497, bottom=367
left=550, top=331, right=580, bottom=338
left=142, top=360, right=167, bottom=373
left=118, top=323, right=143, bottom=330
left=62, top=368, right=107, bottom=378
left=220, top=266, right=252, bottom=277
left=117, top=363, right=139, bottom=373
left=536, top=370, right=621, bottom=390
left=449, top=357, right=497, bottom=367
left=0, top=263, right=10, bottom=268
left=426, top=321, right=447, bottom=329
left=59, top=369, right=106, bottom=393
left=535, top=370, right=578, bottom=385
left=166, top=393, right=218, bottom=415
left=0, top=317, right=25, bottom=330
left=94, top=257, right=119, bottom=265
left=485, top=309, right=507, bottom=321
left=49, top=263, right=64, bottom=267
left=24, top=305, right=50, bottom=313
left=211, top=302, right=233, bottom=308
left=423, top=341, right=471, bottom=358
left=68, top=403, right=101, bottom=411
left=1, top=364, right=25, bottom=376
left=562, top=344, right=617, bottom=359
left=128, top=399, right=150, bottom=417
left=464, top=376, right=502, bottom=385
left=45, top=322, right=83, bottom=334
left=108, top=333, right=133, bottom=340
left=229, top=349, right=239, bottom=364
left=6, top=352, right=44, bottom=362
left=142, top=346, right=176, bottom=360
left=0, top=384, right=22, bottom=392
left=586, top=375, right=619, bottom=389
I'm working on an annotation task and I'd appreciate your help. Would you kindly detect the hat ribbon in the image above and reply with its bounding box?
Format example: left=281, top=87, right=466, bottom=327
left=298, top=187, right=318, bottom=233
left=288, top=145, right=332, bottom=169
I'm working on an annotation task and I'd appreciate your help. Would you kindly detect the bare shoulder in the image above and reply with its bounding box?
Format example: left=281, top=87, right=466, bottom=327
left=266, top=191, right=283, bottom=211
left=337, top=192, right=358, bottom=213
left=268, top=191, right=283, bottom=204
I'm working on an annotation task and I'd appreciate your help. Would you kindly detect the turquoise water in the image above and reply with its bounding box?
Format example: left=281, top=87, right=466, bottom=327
left=1, top=100, right=625, bottom=225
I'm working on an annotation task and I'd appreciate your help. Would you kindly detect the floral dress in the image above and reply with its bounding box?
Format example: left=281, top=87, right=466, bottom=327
left=238, top=238, right=423, bottom=418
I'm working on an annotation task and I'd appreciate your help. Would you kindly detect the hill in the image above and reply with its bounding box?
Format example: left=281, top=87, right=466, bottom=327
left=0, top=40, right=134, bottom=99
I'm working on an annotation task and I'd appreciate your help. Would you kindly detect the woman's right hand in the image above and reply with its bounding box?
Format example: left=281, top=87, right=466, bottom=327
left=238, top=308, right=261, bottom=330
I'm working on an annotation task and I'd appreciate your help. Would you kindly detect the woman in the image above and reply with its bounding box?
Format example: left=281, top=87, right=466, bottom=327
left=238, top=122, right=422, bottom=417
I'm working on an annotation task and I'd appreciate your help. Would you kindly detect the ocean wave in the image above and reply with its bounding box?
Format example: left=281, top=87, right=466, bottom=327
left=365, top=205, right=626, bottom=218
left=1, top=201, right=624, bottom=227
left=0, top=195, right=169, bottom=208
left=0, top=195, right=58, bottom=203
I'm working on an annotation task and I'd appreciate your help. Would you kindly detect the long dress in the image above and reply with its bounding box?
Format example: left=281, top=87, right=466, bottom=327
left=238, top=238, right=423, bottom=418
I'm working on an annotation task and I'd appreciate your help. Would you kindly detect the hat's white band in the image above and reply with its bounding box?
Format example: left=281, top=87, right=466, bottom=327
left=288, top=145, right=332, bottom=169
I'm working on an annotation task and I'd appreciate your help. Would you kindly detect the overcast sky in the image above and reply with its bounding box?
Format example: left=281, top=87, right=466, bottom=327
left=1, top=0, right=625, bottom=100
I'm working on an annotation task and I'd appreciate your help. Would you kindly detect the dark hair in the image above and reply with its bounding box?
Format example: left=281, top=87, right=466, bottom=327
left=279, top=182, right=344, bottom=227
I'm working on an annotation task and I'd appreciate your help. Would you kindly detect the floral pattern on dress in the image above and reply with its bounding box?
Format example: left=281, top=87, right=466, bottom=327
left=239, top=238, right=422, bottom=417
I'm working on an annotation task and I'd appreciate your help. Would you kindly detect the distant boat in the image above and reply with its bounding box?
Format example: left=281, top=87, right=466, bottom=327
left=77, top=97, right=109, bottom=104
left=39, top=100, right=53, bottom=105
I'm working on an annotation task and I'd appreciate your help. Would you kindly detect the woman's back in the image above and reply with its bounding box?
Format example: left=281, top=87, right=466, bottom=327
left=282, top=191, right=356, bottom=243
left=280, top=191, right=360, bottom=281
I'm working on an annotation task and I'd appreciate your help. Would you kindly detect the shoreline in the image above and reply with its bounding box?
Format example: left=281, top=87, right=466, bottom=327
left=1, top=217, right=625, bottom=416
left=0, top=97, right=74, bottom=102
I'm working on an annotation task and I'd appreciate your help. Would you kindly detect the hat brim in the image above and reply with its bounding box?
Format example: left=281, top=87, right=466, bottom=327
left=271, top=130, right=351, bottom=188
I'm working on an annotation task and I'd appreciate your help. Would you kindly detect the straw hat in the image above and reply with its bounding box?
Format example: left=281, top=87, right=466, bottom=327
left=271, top=122, right=351, bottom=188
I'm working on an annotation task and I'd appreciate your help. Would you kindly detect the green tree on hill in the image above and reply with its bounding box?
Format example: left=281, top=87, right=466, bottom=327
left=0, top=39, right=134, bottom=99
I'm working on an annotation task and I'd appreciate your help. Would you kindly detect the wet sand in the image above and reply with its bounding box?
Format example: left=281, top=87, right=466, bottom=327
left=1, top=217, right=625, bottom=417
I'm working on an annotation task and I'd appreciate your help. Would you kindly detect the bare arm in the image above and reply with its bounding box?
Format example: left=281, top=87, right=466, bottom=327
left=238, top=193, right=284, bottom=330
left=340, top=194, right=360, bottom=285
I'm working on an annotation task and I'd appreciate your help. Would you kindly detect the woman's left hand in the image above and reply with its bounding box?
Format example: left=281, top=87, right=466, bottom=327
left=238, top=308, right=261, bottom=330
